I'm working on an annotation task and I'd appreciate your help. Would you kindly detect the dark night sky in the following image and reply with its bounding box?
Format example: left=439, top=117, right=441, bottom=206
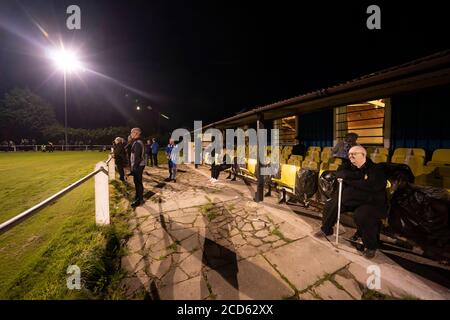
left=0, top=0, right=449, bottom=131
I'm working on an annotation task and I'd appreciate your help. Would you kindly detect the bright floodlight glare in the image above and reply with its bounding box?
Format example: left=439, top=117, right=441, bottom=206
left=49, top=48, right=82, bottom=72
left=136, top=106, right=141, bottom=110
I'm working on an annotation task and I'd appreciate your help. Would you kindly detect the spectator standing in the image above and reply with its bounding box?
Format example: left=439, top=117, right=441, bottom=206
left=150, top=138, right=159, bottom=167
left=145, top=139, right=152, bottom=166
left=130, top=128, right=146, bottom=207
left=166, top=138, right=178, bottom=182
left=113, top=137, right=127, bottom=181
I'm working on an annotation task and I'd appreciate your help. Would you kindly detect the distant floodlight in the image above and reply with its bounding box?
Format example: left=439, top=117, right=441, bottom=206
left=147, top=106, right=152, bottom=110
left=48, top=48, right=82, bottom=73
left=136, top=106, right=141, bottom=110
left=160, top=113, right=169, bottom=120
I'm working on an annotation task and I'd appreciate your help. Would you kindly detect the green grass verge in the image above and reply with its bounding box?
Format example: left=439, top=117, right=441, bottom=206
left=0, top=151, right=132, bottom=299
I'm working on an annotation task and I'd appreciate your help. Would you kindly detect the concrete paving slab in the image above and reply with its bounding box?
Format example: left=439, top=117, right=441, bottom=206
left=206, top=255, right=295, bottom=300
left=159, top=276, right=210, bottom=300
left=314, top=281, right=353, bottom=300
left=334, top=274, right=363, bottom=299
left=263, top=237, right=349, bottom=291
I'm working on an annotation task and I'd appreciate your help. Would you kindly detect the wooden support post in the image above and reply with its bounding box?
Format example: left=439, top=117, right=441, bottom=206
left=255, top=113, right=265, bottom=202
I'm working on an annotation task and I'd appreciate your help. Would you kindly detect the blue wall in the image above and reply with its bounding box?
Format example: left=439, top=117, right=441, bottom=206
left=298, top=108, right=333, bottom=148
left=391, top=85, right=450, bottom=159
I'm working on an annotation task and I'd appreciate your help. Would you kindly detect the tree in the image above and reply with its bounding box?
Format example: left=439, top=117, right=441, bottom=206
left=0, top=88, right=58, bottom=141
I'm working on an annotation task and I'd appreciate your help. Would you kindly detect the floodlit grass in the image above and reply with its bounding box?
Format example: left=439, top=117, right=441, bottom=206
left=0, top=151, right=110, bottom=224
left=0, top=151, right=132, bottom=299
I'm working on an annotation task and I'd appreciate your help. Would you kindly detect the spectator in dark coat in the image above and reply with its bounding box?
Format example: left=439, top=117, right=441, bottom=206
left=332, top=132, right=359, bottom=165
left=291, top=136, right=306, bottom=157
left=113, top=137, right=127, bottom=181
left=130, top=128, right=146, bottom=207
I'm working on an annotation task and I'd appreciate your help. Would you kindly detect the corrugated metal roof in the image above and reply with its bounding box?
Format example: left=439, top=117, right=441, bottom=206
left=200, top=49, right=450, bottom=130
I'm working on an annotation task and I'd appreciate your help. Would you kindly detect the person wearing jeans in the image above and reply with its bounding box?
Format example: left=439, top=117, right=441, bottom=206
left=166, top=139, right=178, bottom=182
left=151, top=138, right=159, bottom=167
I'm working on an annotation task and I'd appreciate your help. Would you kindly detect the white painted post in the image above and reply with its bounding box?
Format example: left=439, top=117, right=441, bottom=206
left=95, top=162, right=110, bottom=225
left=35, top=145, right=38, bottom=152
left=108, top=157, right=115, bottom=180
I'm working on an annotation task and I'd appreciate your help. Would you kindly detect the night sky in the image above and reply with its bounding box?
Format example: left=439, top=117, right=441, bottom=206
left=0, top=0, right=449, bottom=131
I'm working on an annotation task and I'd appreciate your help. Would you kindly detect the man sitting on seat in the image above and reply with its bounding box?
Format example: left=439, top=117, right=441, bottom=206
left=314, top=146, right=387, bottom=259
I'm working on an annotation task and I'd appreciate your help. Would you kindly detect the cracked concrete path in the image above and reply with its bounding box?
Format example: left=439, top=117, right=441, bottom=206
left=119, top=164, right=450, bottom=300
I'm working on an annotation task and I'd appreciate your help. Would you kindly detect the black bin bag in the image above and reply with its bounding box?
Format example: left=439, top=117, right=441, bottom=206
left=318, top=170, right=337, bottom=202
left=389, top=184, right=450, bottom=248
left=295, top=168, right=318, bottom=205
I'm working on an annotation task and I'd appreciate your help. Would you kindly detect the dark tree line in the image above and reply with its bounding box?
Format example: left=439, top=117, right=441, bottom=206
left=0, top=88, right=130, bottom=145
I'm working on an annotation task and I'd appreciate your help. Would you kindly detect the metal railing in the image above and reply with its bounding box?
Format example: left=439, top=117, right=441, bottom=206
left=0, top=155, right=115, bottom=234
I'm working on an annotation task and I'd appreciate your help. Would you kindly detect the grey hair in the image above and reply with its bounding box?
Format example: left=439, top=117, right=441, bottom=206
left=349, top=145, right=367, bottom=157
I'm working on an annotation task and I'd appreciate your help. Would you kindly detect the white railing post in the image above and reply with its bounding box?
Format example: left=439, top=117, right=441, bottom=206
left=108, top=157, right=115, bottom=180
left=95, top=162, right=110, bottom=225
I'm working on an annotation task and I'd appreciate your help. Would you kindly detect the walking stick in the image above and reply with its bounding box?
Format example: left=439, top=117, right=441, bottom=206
left=336, top=178, right=343, bottom=246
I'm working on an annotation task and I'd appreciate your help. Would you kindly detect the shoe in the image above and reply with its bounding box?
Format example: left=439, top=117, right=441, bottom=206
left=314, top=229, right=332, bottom=238
left=350, top=232, right=360, bottom=242
left=131, top=199, right=144, bottom=207
left=211, top=178, right=218, bottom=183
left=363, top=249, right=376, bottom=259
left=231, top=177, right=236, bottom=181
left=226, top=176, right=231, bottom=179
left=173, top=179, right=176, bottom=183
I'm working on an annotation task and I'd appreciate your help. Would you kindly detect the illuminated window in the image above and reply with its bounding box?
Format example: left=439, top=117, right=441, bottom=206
left=274, top=116, right=296, bottom=145
left=335, top=99, right=386, bottom=145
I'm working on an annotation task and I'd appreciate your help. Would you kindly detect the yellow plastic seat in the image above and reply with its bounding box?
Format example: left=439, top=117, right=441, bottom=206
left=370, top=153, right=388, bottom=163
left=366, top=147, right=376, bottom=155
left=322, top=147, right=332, bottom=154
left=375, top=148, right=389, bottom=156
left=393, top=148, right=425, bottom=159
left=307, top=146, right=321, bottom=153
left=287, top=158, right=302, bottom=167
left=321, top=150, right=331, bottom=163
left=305, top=151, right=320, bottom=163
left=289, top=155, right=303, bottom=163
left=272, top=164, right=298, bottom=192
left=392, top=155, right=426, bottom=177
left=240, top=158, right=257, bottom=177
left=301, top=160, right=319, bottom=171
left=427, top=149, right=450, bottom=167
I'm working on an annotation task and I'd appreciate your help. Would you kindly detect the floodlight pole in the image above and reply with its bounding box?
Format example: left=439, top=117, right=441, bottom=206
left=64, top=71, right=68, bottom=151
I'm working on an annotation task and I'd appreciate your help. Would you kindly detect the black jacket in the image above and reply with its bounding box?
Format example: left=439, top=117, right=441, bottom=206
left=113, top=142, right=128, bottom=165
left=292, top=143, right=306, bottom=157
left=130, top=139, right=145, bottom=172
left=336, top=158, right=388, bottom=216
